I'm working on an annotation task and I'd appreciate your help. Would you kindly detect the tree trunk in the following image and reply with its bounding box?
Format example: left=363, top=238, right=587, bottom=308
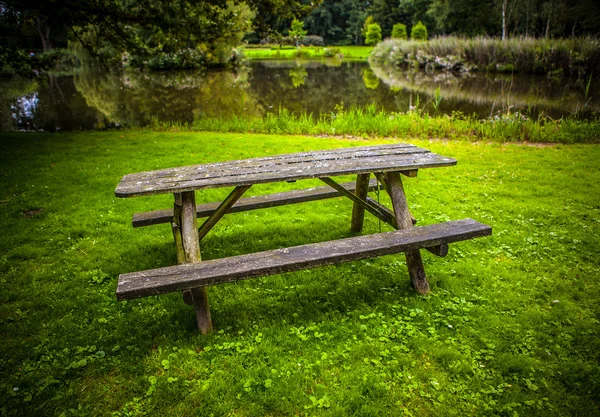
left=502, top=0, right=508, bottom=40
left=36, top=17, right=52, bottom=51
left=545, top=0, right=553, bottom=39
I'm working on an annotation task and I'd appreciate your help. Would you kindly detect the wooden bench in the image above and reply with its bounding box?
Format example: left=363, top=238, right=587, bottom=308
left=115, top=143, right=492, bottom=333
left=117, top=219, right=491, bottom=300
left=131, top=179, right=383, bottom=228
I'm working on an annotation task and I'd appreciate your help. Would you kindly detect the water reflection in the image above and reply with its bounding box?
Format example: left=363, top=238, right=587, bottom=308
left=248, top=60, right=401, bottom=116
left=370, top=63, right=600, bottom=118
left=289, top=65, right=308, bottom=88
left=362, top=68, right=380, bottom=90
left=1, top=76, right=109, bottom=131
left=74, top=68, right=263, bottom=127
left=0, top=60, right=597, bottom=131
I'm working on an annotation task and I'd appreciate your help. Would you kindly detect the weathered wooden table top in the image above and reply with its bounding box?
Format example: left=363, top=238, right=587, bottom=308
left=115, top=143, right=456, bottom=198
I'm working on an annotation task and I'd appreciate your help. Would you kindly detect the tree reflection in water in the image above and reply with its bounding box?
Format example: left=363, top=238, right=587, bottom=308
left=1, top=60, right=598, bottom=131
left=369, top=62, right=600, bottom=118
left=74, top=68, right=264, bottom=127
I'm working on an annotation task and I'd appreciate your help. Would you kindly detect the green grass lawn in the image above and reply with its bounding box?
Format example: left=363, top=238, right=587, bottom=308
left=243, top=46, right=373, bottom=60
left=1, top=131, right=599, bottom=416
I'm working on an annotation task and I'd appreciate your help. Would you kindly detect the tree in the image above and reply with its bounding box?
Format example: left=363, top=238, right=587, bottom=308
left=391, top=23, right=408, bottom=39
left=0, top=0, right=258, bottom=70
left=289, top=18, right=308, bottom=47
left=411, top=21, right=428, bottom=40
left=365, top=23, right=382, bottom=45
left=304, top=1, right=346, bottom=42
left=368, top=0, right=404, bottom=38
left=362, top=16, right=375, bottom=39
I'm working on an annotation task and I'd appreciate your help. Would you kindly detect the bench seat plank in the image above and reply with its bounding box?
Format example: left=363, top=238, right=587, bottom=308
left=117, top=219, right=491, bottom=301
left=132, top=179, right=382, bottom=228
left=116, top=144, right=456, bottom=197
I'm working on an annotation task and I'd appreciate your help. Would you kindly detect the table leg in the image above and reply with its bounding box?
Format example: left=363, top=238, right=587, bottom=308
left=173, top=191, right=213, bottom=333
left=351, top=173, right=371, bottom=232
left=172, top=193, right=193, bottom=305
left=385, top=171, right=430, bottom=294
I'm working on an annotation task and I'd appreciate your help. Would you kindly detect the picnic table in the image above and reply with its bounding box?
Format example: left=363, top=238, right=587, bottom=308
left=115, top=143, right=491, bottom=333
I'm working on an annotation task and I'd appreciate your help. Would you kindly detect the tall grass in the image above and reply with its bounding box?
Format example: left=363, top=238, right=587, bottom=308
left=370, top=37, right=600, bottom=78
left=152, top=106, right=600, bottom=144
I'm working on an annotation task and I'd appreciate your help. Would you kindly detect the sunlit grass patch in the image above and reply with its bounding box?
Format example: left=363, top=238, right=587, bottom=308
left=243, top=46, right=373, bottom=61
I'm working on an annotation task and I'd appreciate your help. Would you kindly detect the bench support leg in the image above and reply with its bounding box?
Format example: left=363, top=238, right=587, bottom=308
left=172, top=193, right=194, bottom=305
left=175, top=191, right=213, bottom=334
left=320, top=177, right=396, bottom=227
left=351, top=174, right=371, bottom=232
left=385, top=171, right=431, bottom=294
left=197, top=185, right=251, bottom=241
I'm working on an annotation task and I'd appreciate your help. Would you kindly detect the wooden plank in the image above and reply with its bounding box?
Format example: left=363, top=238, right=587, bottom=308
left=132, top=179, right=380, bottom=228
left=197, top=185, right=251, bottom=241
left=351, top=174, right=371, bottom=232
left=117, top=152, right=453, bottom=198
left=400, top=170, right=418, bottom=178
left=126, top=144, right=419, bottom=183
left=425, top=244, right=449, bottom=257
left=116, top=146, right=457, bottom=197
left=386, top=171, right=430, bottom=294
left=120, top=145, right=425, bottom=190
left=180, top=191, right=212, bottom=334
left=365, top=197, right=398, bottom=228
left=116, top=219, right=491, bottom=300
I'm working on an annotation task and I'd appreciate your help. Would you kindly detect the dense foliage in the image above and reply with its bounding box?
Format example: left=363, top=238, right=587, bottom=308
left=0, top=0, right=316, bottom=73
left=300, top=0, right=600, bottom=45
left=2, top=0, right=599, bottom=74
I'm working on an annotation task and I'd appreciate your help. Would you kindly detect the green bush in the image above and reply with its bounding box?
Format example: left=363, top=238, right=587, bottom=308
left=391, top=23, right=408, bottom=40
left=301, top=35, right=325, bottom=46
left=365, top=23, right=382, bottom=46
left=411, top=21, right=428, bottom=41
left=323, top=47, right=342, bottom=57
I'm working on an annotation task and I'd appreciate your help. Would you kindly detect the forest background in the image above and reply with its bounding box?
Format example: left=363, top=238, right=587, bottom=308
left=1, top=0, right=600, bottom=75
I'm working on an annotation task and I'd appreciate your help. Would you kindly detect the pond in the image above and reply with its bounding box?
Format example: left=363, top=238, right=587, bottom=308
left=1, top=60, right=598, bottom=131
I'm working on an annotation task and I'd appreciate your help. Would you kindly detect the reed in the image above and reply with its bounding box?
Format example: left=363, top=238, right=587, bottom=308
left=370, top=36, right=600, bottom=78
left=153, top=106, right=600, bottom=144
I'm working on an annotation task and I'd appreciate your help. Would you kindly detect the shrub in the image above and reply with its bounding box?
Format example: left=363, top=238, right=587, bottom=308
left=323, top=47, right=342, bottom=57
left=391, top=23, right=408, bottom=40
left=301, top=35, right=325, bottom=46
left=411, top=21, right=428, bottom=41
left=365, top=23, right=382, bottom=46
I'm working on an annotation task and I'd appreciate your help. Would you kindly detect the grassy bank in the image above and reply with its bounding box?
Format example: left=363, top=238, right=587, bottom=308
left=1, top=131, right=599, bottom=416
left=370, top=37, right=600, bottom=78
left=244, top=46, right=373, bottom=60
left=154, top=106, right=600, bottom=144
